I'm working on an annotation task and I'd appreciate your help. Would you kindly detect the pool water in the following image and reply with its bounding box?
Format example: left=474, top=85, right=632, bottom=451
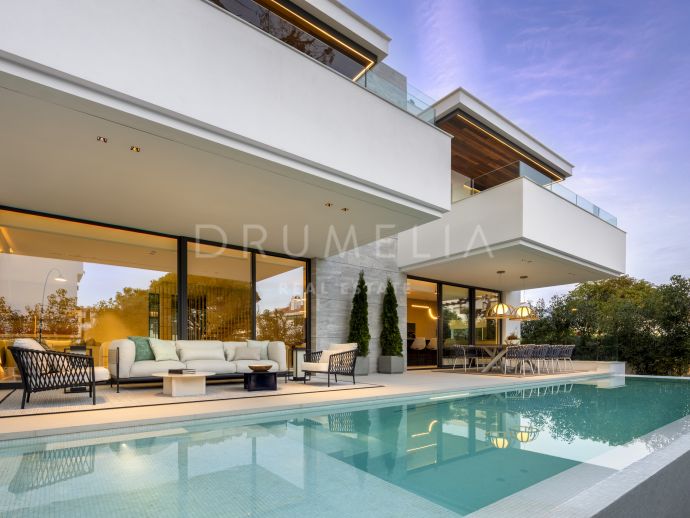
left=2, top=376, right=690, bottom=517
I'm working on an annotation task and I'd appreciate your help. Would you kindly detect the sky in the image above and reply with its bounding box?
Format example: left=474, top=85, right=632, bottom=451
left=342, top=0, right=690, bottom=301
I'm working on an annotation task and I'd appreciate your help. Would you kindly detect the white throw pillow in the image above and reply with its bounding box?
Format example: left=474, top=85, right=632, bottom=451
left=223, top=341, right=246, bottom=361
left=319, top=350, right=334, bottom=364
left=149, top=338, right=179, bottom=362
left=177, top=343, right=224, bottom=362
left=247, top=340, right=269, bottom=360
left=410, top=337, right=427, bottom=350
left=328, top=343, right=357, bottom=352
left=233, top=347, right=261, bottom=361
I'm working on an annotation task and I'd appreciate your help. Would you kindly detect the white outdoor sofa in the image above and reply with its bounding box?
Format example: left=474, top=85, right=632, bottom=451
left=108, top=339, right=288, bottom=392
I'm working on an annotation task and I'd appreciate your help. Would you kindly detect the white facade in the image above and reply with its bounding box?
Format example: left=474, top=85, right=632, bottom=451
left=398, top=177, right=626, bottom=290
left=0, top=0, right=626, bottom=365
left=0, top=0, right=450, bottom=257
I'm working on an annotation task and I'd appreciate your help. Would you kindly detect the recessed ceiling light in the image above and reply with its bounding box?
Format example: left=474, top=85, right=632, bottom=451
left=130, top=146, right=141, bottom=153
left=324, top=202, right=333, bottom=207
left=96, top=136, right=108, bottom=143
left=341, top=207, right=350, bottom=212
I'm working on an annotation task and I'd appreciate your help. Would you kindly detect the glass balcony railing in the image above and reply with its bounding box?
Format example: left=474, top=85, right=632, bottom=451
left=356, top=65, right=436, bottom=122
left=211, top=0, right=435, bottom=123
left=451, top=161, right=618, bottom=226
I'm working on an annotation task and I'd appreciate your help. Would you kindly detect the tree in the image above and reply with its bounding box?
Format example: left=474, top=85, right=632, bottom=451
left=256, top=308, right=305, bottom=346
left=0, top=296, right=20, bottom=335
left=521, top=275, right=690, bottom=375
left=347, top=271, right=370, bottom=357
left=380, top=279, right=402, bottom=357
left=42, top=288, right=79, bottom=336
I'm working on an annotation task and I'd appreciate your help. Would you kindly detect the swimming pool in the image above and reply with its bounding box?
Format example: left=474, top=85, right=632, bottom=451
left=2, top=376, right=690, bottom=517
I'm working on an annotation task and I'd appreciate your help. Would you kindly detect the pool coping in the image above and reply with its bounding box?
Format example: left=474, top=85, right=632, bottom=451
left=0, top=371, right=603, bottom=443
left=467, top=376, right=690, bottom=518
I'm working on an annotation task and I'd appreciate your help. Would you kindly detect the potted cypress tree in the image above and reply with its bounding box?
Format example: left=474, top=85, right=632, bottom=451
left=348, top=271, right=370, bottom=376
left=378, top=278, right=404, bottom=374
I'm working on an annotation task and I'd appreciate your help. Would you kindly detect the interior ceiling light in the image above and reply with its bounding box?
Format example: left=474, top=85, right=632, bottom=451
left=324, top=202, right=333, bottom=207
left=486, top=270, right=514, bottom=319
left=511, top=275, right=538, bottom=321
left=341, top=207, right=350, bottom=212
left=411, top=304, right=438, bottom=320
left=130, top=146, right=141, bottom=153
left=96, top=136, right=108, bottom=143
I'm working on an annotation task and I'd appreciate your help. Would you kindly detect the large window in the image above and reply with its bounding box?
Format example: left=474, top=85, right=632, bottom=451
left=441, top=285, right=470, bottom=366
left=0, top=209, right=311, bottom=385
left=405, top=277, right=503, bottom=369
left=0, top=209, right=177, bottom=381
left=475, top=290, right=500, bottom=346
left=406, top=279, right=438, bottom=368
left=255, top=255, right=307, bottom=346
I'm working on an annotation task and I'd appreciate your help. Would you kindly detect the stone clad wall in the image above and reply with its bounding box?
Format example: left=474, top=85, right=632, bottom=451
left=310, top=237, right=407, bottom=372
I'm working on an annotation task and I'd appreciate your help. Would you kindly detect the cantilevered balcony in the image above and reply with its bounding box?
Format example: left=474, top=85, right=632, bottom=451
left=398, top=174, right=625, bottom=291
left=0, top=0, right=450, bottom=256
left=452, top=161, right=618, bottom=227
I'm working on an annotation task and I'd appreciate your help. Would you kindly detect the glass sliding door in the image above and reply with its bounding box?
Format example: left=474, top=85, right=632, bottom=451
left=475, top=290, right=500, bottom=346
left=405, top=279, right=438, bottom=368
left=0, top=209, right=177, bottom=381
left=186, top=243, right=251, bottom=341
left=440, top=285, right=470, bottom=367
left=255, top=254, right=307, bottom=348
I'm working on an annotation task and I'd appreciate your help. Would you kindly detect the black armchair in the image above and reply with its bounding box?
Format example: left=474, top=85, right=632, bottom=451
left=303, top=348, right=357, bottom=387
left=9, top=346, right=102, bottom=408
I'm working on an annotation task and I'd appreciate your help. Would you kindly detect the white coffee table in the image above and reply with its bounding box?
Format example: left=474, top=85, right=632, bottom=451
left=152, top=372, right=215, bottom=397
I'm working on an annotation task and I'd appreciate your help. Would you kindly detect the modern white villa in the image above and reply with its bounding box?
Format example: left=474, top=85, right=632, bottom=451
left=0, top=0, right=625, bottom=375
left=5, top=2, right=689, bottom=518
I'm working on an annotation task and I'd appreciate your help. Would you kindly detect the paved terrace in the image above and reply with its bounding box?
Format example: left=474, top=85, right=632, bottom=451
left=0, top=366, right=612, bottom=441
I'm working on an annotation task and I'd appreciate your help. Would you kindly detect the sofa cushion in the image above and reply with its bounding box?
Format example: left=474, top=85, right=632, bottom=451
left=12, top=338, right=45, bottom=351
left=94, top=366, right=110, bottom=382
left=410, top=337, right=426, bottom=350
left=247, top=340, right=269, bottom=360
left=223, top=341, right=246, bottom=361
left=149, top=338, right=179, bottom=362
left=184, top=360, right=237, bottom=374
left=302, top=361, right=328, bottom=373
left=328, top=343, right=358, bottom=352
left=129, top=336, right=155, bottom=361
left=177, top=341, right=224, bottom=362
left=234, top=360, right=279, bottom=373
left=319, top=350, right=335, bottom=364
left=130, top=360, right=185, bottom=377
left=234, top=347, right=261, bottom=361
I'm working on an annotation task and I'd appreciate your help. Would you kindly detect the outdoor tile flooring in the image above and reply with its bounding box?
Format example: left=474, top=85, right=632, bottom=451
left=0, top=370, right=598, bottom=441
left=0, top=379, right=379, bottom=417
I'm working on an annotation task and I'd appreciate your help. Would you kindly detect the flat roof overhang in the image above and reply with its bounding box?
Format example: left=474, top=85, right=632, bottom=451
left=398, top=178, right=626, bottom=291
left=434, top=88, right=573, bottom=181
left=0, top=72, right=440, bottom=259
left=402, top=240, right=622, bottom=291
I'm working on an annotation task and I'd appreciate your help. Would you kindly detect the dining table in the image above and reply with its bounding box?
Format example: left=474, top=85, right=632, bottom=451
left=477, top=344, right=508, bottom=373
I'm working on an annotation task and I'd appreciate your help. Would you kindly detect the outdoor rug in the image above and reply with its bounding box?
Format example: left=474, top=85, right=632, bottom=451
left=0, top=378, right=382, bottom=418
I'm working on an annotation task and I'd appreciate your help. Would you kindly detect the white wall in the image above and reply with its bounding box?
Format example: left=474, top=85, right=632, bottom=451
left=397, top=178, right=626, bottom=287
left=0, top=0, right=450, bottom=217
left=522, top=180, right=626, bottom=274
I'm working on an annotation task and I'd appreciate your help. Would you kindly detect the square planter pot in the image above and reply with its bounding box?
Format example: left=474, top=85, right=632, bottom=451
left=378, top=356, right=404, bottom=374
left=354, top=356, right=369, bottom=376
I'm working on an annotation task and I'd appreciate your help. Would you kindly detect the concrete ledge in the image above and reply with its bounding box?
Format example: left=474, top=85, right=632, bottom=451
left=571, top=360, right=625, bottom=375
left=556, top=414, right=690, bottom=517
